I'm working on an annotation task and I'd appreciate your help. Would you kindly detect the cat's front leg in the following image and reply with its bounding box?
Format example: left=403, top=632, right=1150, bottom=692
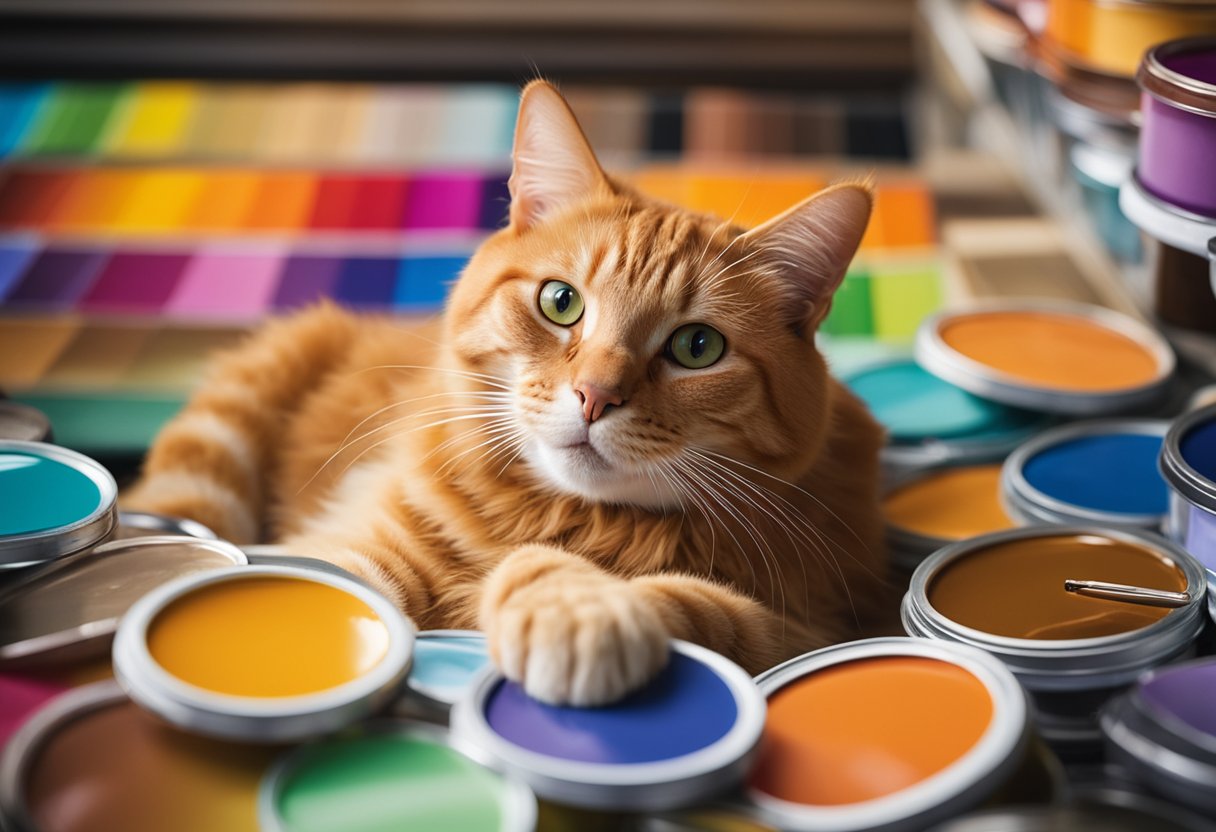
left=480, top=544, right=670, bottom=706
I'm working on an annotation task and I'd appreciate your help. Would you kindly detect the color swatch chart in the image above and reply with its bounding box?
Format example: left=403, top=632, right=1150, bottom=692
left=0, top=81, right=910, bottom=167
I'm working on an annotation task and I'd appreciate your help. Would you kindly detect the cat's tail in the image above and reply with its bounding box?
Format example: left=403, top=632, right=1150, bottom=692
left=121, top=302, right=360, bottom=543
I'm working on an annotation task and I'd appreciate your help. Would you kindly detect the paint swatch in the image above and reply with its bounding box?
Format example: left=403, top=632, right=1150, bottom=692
left=0, top=81, right=911, bottom=166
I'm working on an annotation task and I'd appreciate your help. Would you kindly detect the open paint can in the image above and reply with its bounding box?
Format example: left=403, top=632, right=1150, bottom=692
left=1160, top=403, right=1216, bottom=574
left=450, top=640, right=764, bottom=812
left=1043, top=0, right=1216, bottom=79
left=0, top=402, right=51, bottom=444
left=1001, top=419, right=1170, bottom=531
left=0, top=535, right=247, bottom=668
left=115, top=511, right=217, bottom=541
left=745, top=638, right=1037, bottom=832
left=393, top=629, right=490, bottom=723
left=0, top=440, right=116, bottom=570
left=0, top=680, right=282, bottom=832
left=257, top=720, right=536, bottom=832
left=1138, top=37, right=1216, bottom=219
left=915, top=302, right=1174, bottom=415
left=844, top=359, right=1050, bottom=476
left=884, top=464, right=1017, bottom=573
left=1101, top=657, right=1216, bottom=814
left=902, top=526, right=1206, bottom=757
left=112, top=564, right=415, bottom=742
left=1119, top=173, right=1216, bottom=331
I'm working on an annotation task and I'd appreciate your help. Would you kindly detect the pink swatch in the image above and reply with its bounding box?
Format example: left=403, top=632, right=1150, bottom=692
left=0, top=673, right=68, bottom=747
left=166, top=248, right=285, bottom=319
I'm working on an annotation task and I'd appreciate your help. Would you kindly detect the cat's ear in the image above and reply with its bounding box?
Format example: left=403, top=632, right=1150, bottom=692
left=740, top=182, right=873, bottom=333
left=509, top=80, right=610, bottom=230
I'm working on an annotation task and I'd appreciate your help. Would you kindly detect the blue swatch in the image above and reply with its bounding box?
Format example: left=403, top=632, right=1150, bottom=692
left=1022, top=432, right=1168, bottom=515
left=0, top=239, right=39, bottom=299
left=484, top=651, right=737, bottom=765
left=395, top=255, right=465, bottom=310
left=0, top=84, right=48, bottom=156
left=410, top=634, right=489, bottom=704
left=846, top=359, right=1042, bottom=442
left=334, top=257, right=398, bottom=309
left=1182, top=417, right=1216, bottom=483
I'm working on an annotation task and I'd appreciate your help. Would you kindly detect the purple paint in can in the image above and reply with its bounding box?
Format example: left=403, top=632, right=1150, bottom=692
left=1140, top=659, right=1216, bottom=738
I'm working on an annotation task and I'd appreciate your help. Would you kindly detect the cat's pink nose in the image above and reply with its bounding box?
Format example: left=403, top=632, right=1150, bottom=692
left=574, top=382, right=624, bottom=423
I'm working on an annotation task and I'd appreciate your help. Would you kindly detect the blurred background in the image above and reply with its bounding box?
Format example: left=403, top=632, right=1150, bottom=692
left=0, top=0, right=1212, bottom=472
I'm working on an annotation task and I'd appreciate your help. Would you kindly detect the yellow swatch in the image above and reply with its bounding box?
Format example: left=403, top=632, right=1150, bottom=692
left=106, top=82, right=198, bottom=158
left=112, top=169, right=207, bottom=233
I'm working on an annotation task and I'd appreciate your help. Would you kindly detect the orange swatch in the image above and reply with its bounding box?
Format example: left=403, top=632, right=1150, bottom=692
left=751, top=657, right=993, bottom=805
left=883, top=464, right=1014, bottom=540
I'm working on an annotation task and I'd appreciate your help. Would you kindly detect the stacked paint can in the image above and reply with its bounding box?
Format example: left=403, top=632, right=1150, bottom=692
left=1121, top=36, right=1216, bottom=333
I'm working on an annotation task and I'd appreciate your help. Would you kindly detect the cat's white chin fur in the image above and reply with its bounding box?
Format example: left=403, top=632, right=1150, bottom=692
left=526, top=438, right=681, bottom=509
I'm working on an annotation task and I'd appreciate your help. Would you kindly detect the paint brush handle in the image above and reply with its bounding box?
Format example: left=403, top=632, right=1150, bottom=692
left=1064, top=579, right=1191, bottom=609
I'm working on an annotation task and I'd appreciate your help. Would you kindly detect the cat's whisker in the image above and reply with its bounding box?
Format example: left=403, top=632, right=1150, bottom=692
left=655, top=459, right=719, bottom=577
left=353, top=363, right=513, bottom=392
left=331, top=413, right=515, bottom=484
left=338, top=389, right=511, bottom=451
left=433, top=422, right=524, bottom=480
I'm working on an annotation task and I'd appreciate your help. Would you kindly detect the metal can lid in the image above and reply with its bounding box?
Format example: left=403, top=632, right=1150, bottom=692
left=115, top=511, right=217, bottom=541
left=113, top=564, right=415, bottom=743
left=449, top=640, right=764, bottom=812
left=1002, top=419, right=1171, bottom=530
left=901, top=526, right=1207, bottom=689
left=394, top=630, right=490, bottom=721
left=1160, top=402, right=1216, bottom=512
left=0, top=535, right=247, bottom=668
left=0, top=440, right=117, bottom=569
left=1119, top=174, right=1216, bottom=256
left=0, top=401, right=51, bottom=443
left=747, top=638, right=1029, bottom=832
left=258, top=720, right=537, bottom=832
left=915, top=302, right=1174, bottom=416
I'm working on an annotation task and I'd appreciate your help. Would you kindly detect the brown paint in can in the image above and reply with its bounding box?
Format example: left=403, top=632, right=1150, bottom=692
left=927, top=533, right=1186, bottom=639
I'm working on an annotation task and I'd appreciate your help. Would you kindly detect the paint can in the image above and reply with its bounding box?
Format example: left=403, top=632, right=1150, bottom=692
left=0, top=440, right=116, bottom=570
left=0, top=680, right=282, bottom=832
left=1160, top=403, right=1216, bottom=575
left=0, top=535, right=247, bottom=668
left=257, top=720, right=537, bottom=832
left=0, top=402, right=51, bottom=444
left=1042, top=0, right=1216, bottom=79
left=450, top=640, right=764, bottom=812
left=902, top=526, right=1206, bottom=759
left=924, top=798, right=1214, bottom=832
left=1101, top=657, right=1216, bottom=815
left=112, top=564, right=415, bottom=742
left=884, top=464, right=1016, bottom=574
left=744, top=638, right=1042, bottom=831
left=1119, top=173, right=1216, bottom=331
left=915, top=302, right=1174, bottom=415
left=115, top=511, right=217, bottom=541
left=1138, top=37, right=1216, bottom=219
left=392, top=629, right=490, bottom=724
left=1068, top=142, right=1142, bottom=263
left=843, top=359, right=1050, bottom=477
left=1001, top=419, right=1170, bottom=531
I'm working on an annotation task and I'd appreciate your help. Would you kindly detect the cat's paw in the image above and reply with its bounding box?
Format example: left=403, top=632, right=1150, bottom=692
left=485, top=573, right=669, bottom=706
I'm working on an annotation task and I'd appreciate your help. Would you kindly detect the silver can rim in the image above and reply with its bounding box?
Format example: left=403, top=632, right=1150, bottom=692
left=1001, top=418, right=1171, bottom=530
left=0, top=439, right=117, bottom=566
left=1160, top=402, right=1216, bottom=512
left=902, top=525, right=1207, bottom=689
left=112, top=564, right=416, bottom=743
left=747, top=637, right=1030, bottom=832
left=448, top=639, right=765, bottom=812
left=914, top=302, right=1175, bottom=416
left=403, top=629, right=489, bottom=713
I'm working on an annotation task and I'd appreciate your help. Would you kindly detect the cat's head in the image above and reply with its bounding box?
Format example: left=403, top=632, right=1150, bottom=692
left=444, top=81, right=871, bottom=508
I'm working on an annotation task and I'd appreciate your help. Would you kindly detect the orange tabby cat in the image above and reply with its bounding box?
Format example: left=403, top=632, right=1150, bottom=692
left=123, top=80, right=887, bottom=705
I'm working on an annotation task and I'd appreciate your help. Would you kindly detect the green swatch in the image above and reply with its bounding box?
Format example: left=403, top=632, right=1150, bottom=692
left=274, top=734, right=509, bottom=832
left=822, top=268, right=874, bottom=337
left=23, top=84, right=127, bottom=155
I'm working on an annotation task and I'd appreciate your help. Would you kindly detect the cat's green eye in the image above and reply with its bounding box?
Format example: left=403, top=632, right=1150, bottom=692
left=668, top=324, right=726, bottom=369
left=538, top=280, right=585, bottom=326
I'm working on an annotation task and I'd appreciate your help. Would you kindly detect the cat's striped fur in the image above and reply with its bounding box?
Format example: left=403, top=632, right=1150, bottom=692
left=123, top=81, right=888, bottom=705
